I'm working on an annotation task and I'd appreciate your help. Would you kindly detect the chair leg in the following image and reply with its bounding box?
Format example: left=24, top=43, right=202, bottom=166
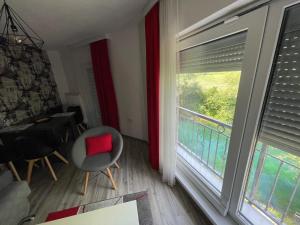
left=27, top=160, right=35, bottom=184
left=41, top=159, right=45, bottom=168
left=8, top=161, right=21, bottom=181
left=106, top=168, right=117, bottom=190
left=44, top=157, right=58, bottom=181
left=114, top=162, right=120, bottom=169
left=53, top=151, right=69, bottom=164
left=79, top=123, right=86, bottom=131
left=0, top=164, right=6, bottom=170
left=65, top=130, right=69, bottom=143
left=82, top=172, right=89, bottom=195
left=77, top=126, right=82, bottom=135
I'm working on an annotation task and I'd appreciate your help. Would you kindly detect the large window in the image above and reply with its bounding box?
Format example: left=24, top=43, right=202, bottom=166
left=176, top=1, right=300, bottom=225
left=177, top=32, right=246, bottom=192
left=240, top=4, right=300, bottom=225
left=176, top=6, right=268, bottom=215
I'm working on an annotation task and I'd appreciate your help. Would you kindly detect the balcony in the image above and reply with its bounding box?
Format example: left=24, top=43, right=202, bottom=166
left=177, top=106, right=300, bottom=225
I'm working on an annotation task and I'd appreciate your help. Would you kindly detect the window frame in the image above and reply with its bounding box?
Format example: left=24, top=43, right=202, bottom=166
left=229, top=1, right=300, bottom=224
left=177, top=6, right=268, bottom=215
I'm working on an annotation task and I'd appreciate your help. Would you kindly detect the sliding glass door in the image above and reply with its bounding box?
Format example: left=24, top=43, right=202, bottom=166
left=177, top=6, right=268, bottom=214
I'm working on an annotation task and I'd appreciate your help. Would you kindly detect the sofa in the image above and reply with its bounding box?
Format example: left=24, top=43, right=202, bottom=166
left=0, top=170, right=31, bottom=225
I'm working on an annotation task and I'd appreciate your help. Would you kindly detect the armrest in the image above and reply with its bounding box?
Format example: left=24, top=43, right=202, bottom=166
left=0, top=181, right=31, bottom=202
left=0, top=170, right=13, bottom=191
left=0, top=181, right=31, bottom=225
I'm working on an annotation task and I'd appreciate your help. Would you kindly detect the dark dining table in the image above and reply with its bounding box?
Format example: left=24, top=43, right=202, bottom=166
left=0, top=113, right=76, bottom=147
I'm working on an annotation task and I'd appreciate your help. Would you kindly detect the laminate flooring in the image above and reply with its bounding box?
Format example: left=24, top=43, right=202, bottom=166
left=27, top=136, right=212, bottom=225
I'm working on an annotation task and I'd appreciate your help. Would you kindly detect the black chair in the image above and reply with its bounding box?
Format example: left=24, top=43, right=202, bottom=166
left=0, top=145, right=22, bottom=181
left=48, top=105, right=63, bottom=115
left=67, top=105, right=86, bottom=135
left=14, top=137, right=69, bottom=184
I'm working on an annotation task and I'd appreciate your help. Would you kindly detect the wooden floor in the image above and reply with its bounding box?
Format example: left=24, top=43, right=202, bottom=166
left=27, top=136, right=212, bottom=225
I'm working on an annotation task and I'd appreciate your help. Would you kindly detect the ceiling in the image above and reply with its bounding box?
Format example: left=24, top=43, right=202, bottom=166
left=5, top=0, right=150, bottom=49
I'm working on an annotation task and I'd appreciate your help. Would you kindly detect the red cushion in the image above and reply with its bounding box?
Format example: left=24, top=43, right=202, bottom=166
left=46, top=206, right=79, bottom=222
left=85, top=133, right=112, bottom=156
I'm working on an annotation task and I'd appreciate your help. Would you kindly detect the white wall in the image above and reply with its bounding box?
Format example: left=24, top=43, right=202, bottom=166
left=178, top=0, right=235, bottom=31
left=108, top=24, right=147, bottom=141
left=59, top=46, right=102, bottom=128
left=47, top=50, right=69, bottom=104
left=55, top=22, right=147, bottom=141
left=48, top=0, right=236, bottom=141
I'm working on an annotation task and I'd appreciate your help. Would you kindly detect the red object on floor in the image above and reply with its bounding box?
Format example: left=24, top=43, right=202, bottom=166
left=145, top=2, right=160, bottom=170
left=90, top=39, right=120, bottom=131
left=85, top=133, right=113, bottom=156
left=45, top=206, right=79, bottom=222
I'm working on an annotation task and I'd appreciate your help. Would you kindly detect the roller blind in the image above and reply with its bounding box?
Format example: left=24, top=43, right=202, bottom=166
left=179, top=32, right=247, bottom=73
left=259, top=6, right=300, bottom=156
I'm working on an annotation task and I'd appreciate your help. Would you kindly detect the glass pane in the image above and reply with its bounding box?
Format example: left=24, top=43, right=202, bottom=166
left=240, top=4, right=300, bottom=225
left=177, top=32, right=247, bottom=193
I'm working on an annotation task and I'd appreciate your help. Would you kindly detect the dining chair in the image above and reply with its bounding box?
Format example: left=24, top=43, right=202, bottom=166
left=71, top=126, right=123, bottom=195
left=0, top=145, right=22, bottom=181
left=67, top=106, right=86, bottom=134
left=14, top=137, right=69, bottom=184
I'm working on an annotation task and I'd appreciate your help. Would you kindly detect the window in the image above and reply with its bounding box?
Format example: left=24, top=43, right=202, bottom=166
left=176, top=6, right=268, bottom=215
left=176, top=1, right=300, bottom=224
left=239, top=4, right=300, bottom=225
left=177, top=32, right=246, bottom=192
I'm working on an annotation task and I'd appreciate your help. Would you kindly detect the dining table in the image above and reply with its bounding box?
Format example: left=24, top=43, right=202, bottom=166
left=0, top=112, right=77, bottom=147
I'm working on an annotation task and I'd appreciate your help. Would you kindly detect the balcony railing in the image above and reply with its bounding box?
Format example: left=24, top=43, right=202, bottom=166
left=177, top=106, right=231, bottom=179
left=246, top=147, right=300, bottom=225
left=177, top=106, right=300, bottom=225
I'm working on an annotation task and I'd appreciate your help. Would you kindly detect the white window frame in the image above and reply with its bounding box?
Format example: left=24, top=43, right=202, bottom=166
left=229, top=0, right=300, bottom=224
left=177, top=6, right=268, bottom=216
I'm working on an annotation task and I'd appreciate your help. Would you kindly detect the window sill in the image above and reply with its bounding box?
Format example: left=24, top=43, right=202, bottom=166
left=176, top=156, right=237, bottom=225
left=240, top=202, right=277, bottom=225
left=176, top=154, right=278, bottom=225
left=177, top=145, right=223, bottom=193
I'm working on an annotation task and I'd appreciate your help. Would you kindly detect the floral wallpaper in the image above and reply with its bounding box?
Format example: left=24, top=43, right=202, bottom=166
left=0, top=44, right=61, bottom=128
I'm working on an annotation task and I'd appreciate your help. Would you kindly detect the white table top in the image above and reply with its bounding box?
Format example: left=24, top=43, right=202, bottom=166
left=38, top=201, right=139, bottom=225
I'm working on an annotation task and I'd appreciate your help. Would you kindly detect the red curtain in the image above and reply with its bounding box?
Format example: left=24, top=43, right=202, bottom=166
left=90, top=39, right=120, bottom=131
left=145, top=3, right=160, bottom=170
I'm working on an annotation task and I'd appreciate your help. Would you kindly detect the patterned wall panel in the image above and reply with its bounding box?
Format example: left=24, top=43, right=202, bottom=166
left=0, top=44, right=61, bottom=128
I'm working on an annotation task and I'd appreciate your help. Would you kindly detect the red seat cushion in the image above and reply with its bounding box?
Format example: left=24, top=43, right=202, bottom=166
left=85, top=133, right=112, bottom=156
left=46, top=206, right=79, bottom=222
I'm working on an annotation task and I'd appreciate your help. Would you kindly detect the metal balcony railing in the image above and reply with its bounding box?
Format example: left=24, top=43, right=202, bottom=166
left=177, top=106, right=231, bottom=178
left=246, top=147, right=300, bottom=224
left=177, top=106, right=300, bottom=225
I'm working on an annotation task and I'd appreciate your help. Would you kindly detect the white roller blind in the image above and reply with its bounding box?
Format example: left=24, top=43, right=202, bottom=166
left=260, top=6, right=300, bottom=155
left=179, top=32, right=246, bottom=73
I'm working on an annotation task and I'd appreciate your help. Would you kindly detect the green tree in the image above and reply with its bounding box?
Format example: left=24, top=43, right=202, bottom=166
left=177, top=72, right=240, bottom=124
left=178, top=79, right=204, bottom=112
left=199, top=87, right=237, bottom=124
